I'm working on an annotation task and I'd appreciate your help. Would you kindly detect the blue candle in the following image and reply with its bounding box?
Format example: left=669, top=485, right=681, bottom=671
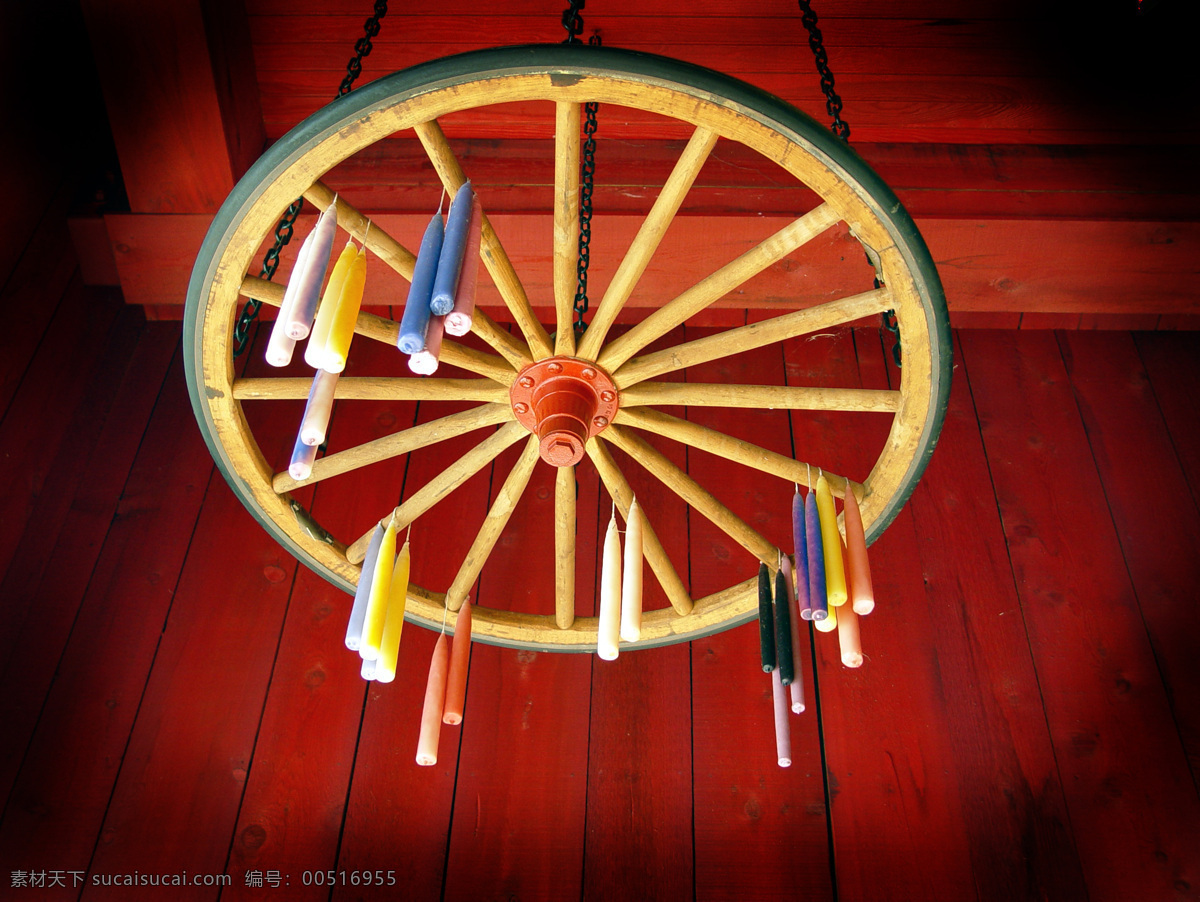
left=758, top=562, right=775, bottom=672
left=430, top=182, right=474, bottom=316
left=806, top=489, right=828, bottom=621
left=397, top=209, right=444, bottom=354
left=774, top=567, right=794, bottom=686
left=792, top=487, right=811, bottom=620
left=345, top=524, right=384, bottom=651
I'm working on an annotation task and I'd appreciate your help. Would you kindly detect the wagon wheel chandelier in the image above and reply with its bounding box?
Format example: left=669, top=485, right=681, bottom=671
left=183, top=5, right=951, bottom=658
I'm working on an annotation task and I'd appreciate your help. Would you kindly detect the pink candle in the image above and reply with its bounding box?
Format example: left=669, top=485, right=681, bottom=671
left=408, top=314, right=445, bottom=376
left=843, top=486, right=875, bottom=615
left=416, top=634, right=449, bottom=766
left=782, top=556, right=805, bottom=714
left=443, top=599, right=472, bottom=725
left=299, top=368, right=338, bottom=446
left=444, top=195, right=482, bottom=337
left=771, top=669, right=792, bottom=767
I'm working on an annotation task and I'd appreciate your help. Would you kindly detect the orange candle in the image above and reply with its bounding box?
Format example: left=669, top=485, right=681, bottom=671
left=416, top=634, right=449, bottom=766
left=837, top=605, right=864, bottom=668
left=443, top=599, right=473, bottom=725
left=843, top=485, right=875, bottom=615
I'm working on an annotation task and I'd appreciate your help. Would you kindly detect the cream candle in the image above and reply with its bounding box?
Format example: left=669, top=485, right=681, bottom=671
left=771, top=669, right=792, bottom=767
left=620, top=498, right=644, bottom=642
left=305, top=238, right=357, bottom=370
left=299, top=368, right=338, bottom=446
left=345, top=524, right=384, bottom=651
left=597, top=510, right=622, bottom=660
left=375, top=538, right=411, bottom=683
left=323, top=246, right=367, bottom=374
left=358, top=518, right=396, bottom=661
left=416, top=634, right=449, bottom=766
left=843, top=485, right=875, bottom=615
left=265, top=291, right=298, bottom=367
left=815, top=473, right=848, bottom=607
left=443, top=599, right=473, bottom=725
left=444, top=195, right=483, bottom=337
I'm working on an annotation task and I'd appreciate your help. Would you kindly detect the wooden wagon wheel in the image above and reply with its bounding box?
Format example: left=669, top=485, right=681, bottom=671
left=184, top=45, right=950, bottom=652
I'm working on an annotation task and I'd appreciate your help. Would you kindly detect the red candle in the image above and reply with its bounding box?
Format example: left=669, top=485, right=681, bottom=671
left=843, top=485, right=875, bottom=615
left=416, top=634, right=449, bottom=766
left=443, top=599, right=473, bottom=725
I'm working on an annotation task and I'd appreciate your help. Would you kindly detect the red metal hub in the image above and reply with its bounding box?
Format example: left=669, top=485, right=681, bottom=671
left=509, top=357, right=619, bottom=467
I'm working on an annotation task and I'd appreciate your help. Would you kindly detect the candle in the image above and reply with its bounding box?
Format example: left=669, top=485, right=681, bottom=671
left=443, top=599, right=473, bottom=725
left=782, top=556, right=805, bottom=714
left=837, top=604, right=864, bottom=667
left=398, top=210, right=444, bottom=354
left=299, top=368, right=338, bottom=446
left=375, top=537, right=411, bottom=683
left=407, top=314, right=445, bottom=376
left=806, top=489, right=828, bottom=621
left=843, top=485, right=875, bottom=615
left=430, top=182, right=474, bottom=316
left=288, top=432, right=318, bottom=481
left=814, top=599, right=838, bottom=633
left=415, top=633, right=449, bottom=766
left=358, top=518, right=397, bottom=661
left=597, top=510, right=622, bottom=660
left=815, top=473, right=848, bottom=607
left=620, top=498, right=644, bottom=642
left=279, top=239, right=312, bottom=340
left=265, top=290, right=298, bottom=367
left=793, top=487, right=811, bottom=620
left=345, top=524, right=384, bottom=651
left=285, top=200, right=339, bottom=339
left=323, top=246, right=367, bottom=374
left=758, top=562, right=775, bottom=672
left=772, top=669, right=792, bottom=767
left=774, top=566, right=794, bottom=686
left=360, top=658, right=377, bottom=681
left=305, top=238, right=357, bottom=370
left=444, top=195, right=483, bottom=337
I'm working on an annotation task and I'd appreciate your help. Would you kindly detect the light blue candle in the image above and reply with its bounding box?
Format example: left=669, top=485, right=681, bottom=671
left=430, top=182, right=474, bottom=315
left=806, top=489, right=828, bottom=621
left=398, top=209, right=444, bottom=354
left=793, top=487, right=811, bottom=620
left=345, top=524, right=384, bottom=651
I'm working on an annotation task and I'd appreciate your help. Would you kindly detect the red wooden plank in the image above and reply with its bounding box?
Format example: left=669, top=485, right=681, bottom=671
left=1134, top=332, right=1200, bottom=509
left=583, top=327, right=691, bottom=902
left=222, top=338, right=419, bottom=901
left=903, top=331, right=1087, bottom=898
left=1155, top=314, right=1200, bottom=331
left=783, top=329, right=976, bottom=901
left=1021, top=312, right=1081, bottom=329
left=1059, top=330, right=1200, bottom=784
left=684, top=333, right=832, bottom=900
left=0, top=344, right=214, bottom=893
left=1077, top=313, right=1160, bottom=330
left=0, top=315, right=174, bottom=803
left=951, top=311, right=1021, bottom=329
left=960, top=329, right=1200, bottom=901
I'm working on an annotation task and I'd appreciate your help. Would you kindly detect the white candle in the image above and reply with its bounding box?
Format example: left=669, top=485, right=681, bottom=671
left=597, top=510, right=622, bottom=660
left=620, top=498, right=643, bottom=642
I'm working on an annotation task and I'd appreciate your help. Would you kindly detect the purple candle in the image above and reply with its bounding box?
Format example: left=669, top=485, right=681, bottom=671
left=430, top=182, right=474, bottom=316
left=793, top=487, right=811, bottom=620
left=398, top=209, right=444, bottom=354
left=806, top=489, right=828, bottom=621
left=285, top=200, right=339, bottom=339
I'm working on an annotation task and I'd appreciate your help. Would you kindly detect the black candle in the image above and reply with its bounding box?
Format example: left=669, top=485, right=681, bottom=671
left=774, top=567, right=795, bottom=686
left=758, top=562, right=776, bottom=672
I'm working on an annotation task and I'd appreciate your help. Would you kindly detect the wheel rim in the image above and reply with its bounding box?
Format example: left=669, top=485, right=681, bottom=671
left=184, top=44, right=951, bottom=652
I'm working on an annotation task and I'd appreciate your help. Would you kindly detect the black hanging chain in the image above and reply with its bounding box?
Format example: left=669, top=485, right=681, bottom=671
left=562, top=1, right=600, bottom=334
left=796, top=0, right=899, bottom=366
left=231, top=0, right=389, bottom=358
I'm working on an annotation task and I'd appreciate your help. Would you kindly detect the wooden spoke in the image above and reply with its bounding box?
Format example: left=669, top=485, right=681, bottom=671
left=444, top=435, right=542, bottom=612
left=619, top=381, right=900, bottom=414
left=614, top=406, right=862, bottom=500
left=274, top=403, right=513, bottom=493
left=598, top=203, right=841, bottom=372
left=413, top=118, right=553, bottom=360
left=238, top=274, right=516, bottom=384
left=470, top=306, right=533, bottom=369
left=586, top=437, right=693, bottom=616
left=233, top=377, right=509, bottom=403
left=613, top=287, right=892, bottom=389
left=603, top=424, right=779, bottom=567
left=554, top=466, right=576, bottom=629
left=554, top=102, right=581, bottom=357
left=346, top=420, right=528, bottom=563
left=576, top=126, right=719, bottom=360
left=302, top=181, right=416, bottom=279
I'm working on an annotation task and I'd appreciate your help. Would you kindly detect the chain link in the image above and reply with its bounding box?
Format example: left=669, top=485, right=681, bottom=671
left=562, top=3, right=600, bottom=333
left=795, top=0, right=849, bottom=142
left=231, top=1, right=389, bottom=357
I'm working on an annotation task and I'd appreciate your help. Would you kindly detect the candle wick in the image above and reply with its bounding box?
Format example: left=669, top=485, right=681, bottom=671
left=362, top=219, right=372, bottom=247
left=440, top=603, right=448, bottom=635
left=438, top=187, right=446, bottom=214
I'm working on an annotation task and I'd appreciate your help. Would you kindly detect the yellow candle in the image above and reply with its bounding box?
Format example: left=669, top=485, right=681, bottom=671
left=374, top=538, right=410, bottom=683
left=416, top=634, right=449, bottom=766
left=323, top=245, right=367, bottom=374
left=813, top=600, right=838, bottom=633
left=815, top=474, right=848, bottom=607
left=305, top=238, right=356, bottom=370
left=843, top=486, right=875, bottom=615
left=443, top=599, right=473, bottom=725
left=620, top=498, right=643, bottom=642
left=358, top=518, right=396, bottom=661
left=837, top=604, right=864, bottom=668
left=597, top=511, right=622, bottom=661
